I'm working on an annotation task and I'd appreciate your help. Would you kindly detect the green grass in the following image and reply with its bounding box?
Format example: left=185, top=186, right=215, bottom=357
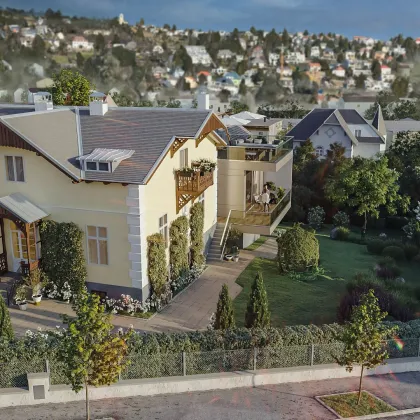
left=52, top=54, right=69, bottom=64
left=233, top=231, right=420, bottom=327
left=320, top=392, right=395, bottom=418
left=245, top=236, right=269, bottom=251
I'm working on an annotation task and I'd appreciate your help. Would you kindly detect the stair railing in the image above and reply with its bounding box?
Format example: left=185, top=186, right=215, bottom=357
left=220, top=210, right=232, bottom=260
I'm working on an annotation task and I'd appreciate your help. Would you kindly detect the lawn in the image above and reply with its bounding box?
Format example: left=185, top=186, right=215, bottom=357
left=244, top=236, right=268, bottom=251
left=233, top=231, right=420, bottom=327
left=319, top=392, right=395, bottom=418
left=52, top=54, right=69, bottom=64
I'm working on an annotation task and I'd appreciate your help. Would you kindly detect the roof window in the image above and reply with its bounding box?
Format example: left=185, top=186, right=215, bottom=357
left=78, top=148, right=135, bottom=173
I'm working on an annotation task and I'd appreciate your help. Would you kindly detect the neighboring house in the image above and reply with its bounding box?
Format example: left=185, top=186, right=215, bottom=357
left=243, top=117, right=283, bottom=138
left=153, top=45, right=164, bottom=54
left=185, top=46, right=213, bottom=66
left=223, top=71, right=241, bottom=86
left=286, top=51, right=306, bottom=64
left=311, top=46, right=320, bottom=57
left=71, top=36, right=94, bottom=51
left=0, top=94, right=227, bottom=300
left=288, top=108, right=386, bottom=159
left=276, top=66, right=293, bottom=77
left=269, top=52, right=280, bottom=66
left=332, top=66, right=345, bottom=78
left=345, top=51, right=356, bottom=61
left=217, top=49, right=234, bottom=60
left=308, top=62, right=321, bottom=73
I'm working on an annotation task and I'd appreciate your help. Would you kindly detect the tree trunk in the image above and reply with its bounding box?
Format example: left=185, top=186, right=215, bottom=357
left=357, top=365, right=364, bottom=405
left=363, top=211, right=367, bottom=231
left=85, top=377, right=90, bottom=420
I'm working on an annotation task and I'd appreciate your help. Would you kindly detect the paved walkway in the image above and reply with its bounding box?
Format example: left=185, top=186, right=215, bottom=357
left=1, top=372, right=420, bottom=419
left=6, top=238, right=277, bottom=335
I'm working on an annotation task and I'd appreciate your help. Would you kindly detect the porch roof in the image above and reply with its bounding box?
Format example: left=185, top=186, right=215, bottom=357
left=0, top=193, right=49, bottom=224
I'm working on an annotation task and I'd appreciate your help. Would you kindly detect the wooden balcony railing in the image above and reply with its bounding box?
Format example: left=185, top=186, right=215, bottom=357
left=175, top=170, right=214, bottom=213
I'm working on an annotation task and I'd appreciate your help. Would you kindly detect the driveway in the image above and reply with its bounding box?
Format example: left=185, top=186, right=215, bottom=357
left=1, top=372, right=420, bottom=419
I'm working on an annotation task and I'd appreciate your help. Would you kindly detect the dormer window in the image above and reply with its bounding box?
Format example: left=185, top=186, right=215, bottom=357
left=78, top=148, right=135, bottom=173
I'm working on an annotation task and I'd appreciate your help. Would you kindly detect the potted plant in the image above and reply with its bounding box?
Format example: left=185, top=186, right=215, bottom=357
left=24, top=268, right=47, bottom=305
left=15, top=285, right=28, bottom=310
left=178, top=167, right=195, bottom=177
left=192, top=158, right=217, bottom=175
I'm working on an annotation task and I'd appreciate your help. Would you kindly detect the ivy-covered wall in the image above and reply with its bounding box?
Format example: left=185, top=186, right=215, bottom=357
left=39, top=220, right=87, bottom=293
left=147, top=233, right=168, bottom=297
left=169, top=216, right=189, bottom=280
left=190, top=203, right=205, bottom=267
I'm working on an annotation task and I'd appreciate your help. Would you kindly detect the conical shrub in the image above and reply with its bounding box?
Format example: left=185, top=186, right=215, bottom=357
left=214, top=284, right=235, bottom=330
left=245, top=272, right=271, bottom=328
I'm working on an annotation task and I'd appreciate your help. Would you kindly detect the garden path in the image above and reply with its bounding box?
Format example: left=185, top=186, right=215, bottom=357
left=5, top=238, right=278, bottom=335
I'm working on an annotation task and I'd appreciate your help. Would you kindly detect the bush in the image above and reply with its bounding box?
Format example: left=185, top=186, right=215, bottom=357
left=404, top=244, right=419, bottom=261
left=307, top=206, right=325, bottom=230
left=277, top=224, right=319, bottom=273
left=336, top=227, right=350, bottom=241
left=375, top=257, right=402, bottom=280
left=39, top=221, right=87, bottom=294
left=147, top=233, right=168, bottom=297
left=190, top=203, right=205, bottom=267
left=333, top=211, right=350, bottom=227
left=382, top=245, right=406, bottom=261
left=169, top=216, right=189, bottom=280
left=386, top=216, right=409, bottom=230
left=366, top=239, right=387, bottom=255
left=227, top=227, right=242, bottom=253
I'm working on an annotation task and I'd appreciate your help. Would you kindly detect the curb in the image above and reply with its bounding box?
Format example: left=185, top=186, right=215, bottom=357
left=345, top=407, right=420, bottom=419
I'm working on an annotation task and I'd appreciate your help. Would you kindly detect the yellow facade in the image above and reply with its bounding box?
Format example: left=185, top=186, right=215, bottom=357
left=0, top=133, right=218, bottom=297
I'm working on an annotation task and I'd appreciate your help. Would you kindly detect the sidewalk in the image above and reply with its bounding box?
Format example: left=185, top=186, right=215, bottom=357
left=7, top=239, right=278, bottom=335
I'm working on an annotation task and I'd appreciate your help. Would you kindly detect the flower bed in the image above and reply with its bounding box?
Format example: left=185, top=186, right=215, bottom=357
left=105, top=294, right=154, bottom=318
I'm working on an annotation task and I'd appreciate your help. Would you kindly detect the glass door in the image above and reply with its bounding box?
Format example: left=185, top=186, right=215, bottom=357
left=10, top=221, right=37, bottom=272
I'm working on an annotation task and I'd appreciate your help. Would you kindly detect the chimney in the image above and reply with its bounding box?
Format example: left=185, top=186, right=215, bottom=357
left=33, top=92, right=53, bottom=112
left=197, top=90, right=210, bottom=110
left=89, top=92, right=108, bottom=116
left=264, top=117, right=267, bottom=122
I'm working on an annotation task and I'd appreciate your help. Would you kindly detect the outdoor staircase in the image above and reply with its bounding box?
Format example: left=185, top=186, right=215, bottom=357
left=206, top=223, right=225, bottom=263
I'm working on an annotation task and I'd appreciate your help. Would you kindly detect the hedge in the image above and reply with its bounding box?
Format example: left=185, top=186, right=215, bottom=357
left=147, top=233, right=168, bottom=297
left=190, top=203, right=205, bottom=267
left=3, top=319, right=420, bottom=365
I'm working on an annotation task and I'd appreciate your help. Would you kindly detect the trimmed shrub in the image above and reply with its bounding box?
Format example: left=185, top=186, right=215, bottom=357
left=214, top=284, right=235, bottom=330
left=0, top=295, right=13, bottom=340
left=307, top=206, right=325, bottom=230
left=190, top=203, right=205, bottom=267
left=367, top=239, right=387, bottom=255
left=375, top=257, right=402, bottom=280
left=227, top=227, right=242, bottom=253
left=245, top=272, right=270, bottom=329
left=277, top=224, right=319, bottom=273
left=382, top=245, right=406, bottom=261
left=333, top=211, right=350, bottom=227
left=404, top=244, right=419, bottom=261
left=147, top=233, right=168, bottom=297
left=336, top=227, right=350, bottom=241
left=169, top=216, right=189, bottom=280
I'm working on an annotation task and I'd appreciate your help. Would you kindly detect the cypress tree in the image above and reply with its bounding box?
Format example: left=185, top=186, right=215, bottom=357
left=0, top=294, right=13, bottom=339
left=214, top=284, right=235, bottom=330
left=245, top=272, right=270, bottom=328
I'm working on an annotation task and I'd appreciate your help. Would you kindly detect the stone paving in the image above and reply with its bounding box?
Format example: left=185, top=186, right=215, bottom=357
left=4, top=238, right=277, bottom=335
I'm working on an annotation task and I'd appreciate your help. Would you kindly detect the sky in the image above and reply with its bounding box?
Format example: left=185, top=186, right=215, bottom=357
left=3, top=0, right=420, bottom=40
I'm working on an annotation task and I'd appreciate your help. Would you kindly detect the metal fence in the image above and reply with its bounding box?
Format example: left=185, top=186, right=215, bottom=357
left=1, top=338, right=419, bottom=388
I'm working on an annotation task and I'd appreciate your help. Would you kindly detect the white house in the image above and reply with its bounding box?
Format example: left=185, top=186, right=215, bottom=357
left=217, top=49, right=234, bottom=60
left=276, top=66, right=293, bottom=77
left=345, top=51, right=356, bottom=61
left=332, top=66, right=346, bottom=78
left=71, top=36, right=94, bottom=51
left=185, top=46, right=213, bottom=66
left=311, top=46, right=320, bottom=58
left=269, top=52, right=280, bottom=66
left=286, top=51, right=306, bottom=64
left=288, top=108, right=386, bottom=159
left=381, top=65, right=393, bottom=82
left=308, top=62, right=321, bottom=73
left=153, top=45, right=164, bottom=54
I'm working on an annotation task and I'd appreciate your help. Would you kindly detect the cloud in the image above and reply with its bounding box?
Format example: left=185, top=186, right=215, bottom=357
left=249, top=0, right=315, bottom=8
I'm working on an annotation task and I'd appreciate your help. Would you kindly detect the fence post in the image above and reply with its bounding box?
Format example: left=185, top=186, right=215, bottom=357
left=253, top=348, right=257, bottom=371
left=418, top=338, right=420, bottom=358
left=310, top=344, right=314, bottom=366
left=45, top=359, right=50, bottom=374
left=182, top=351, right=187, bottom=376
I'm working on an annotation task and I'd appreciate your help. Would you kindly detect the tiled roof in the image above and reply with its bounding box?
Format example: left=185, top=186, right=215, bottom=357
left=287, top=109, right=335, bottom=141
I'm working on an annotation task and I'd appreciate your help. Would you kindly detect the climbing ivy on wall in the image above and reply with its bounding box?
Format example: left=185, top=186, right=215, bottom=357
left=39, top=220, right=87, bottom=294
left=169, top=216, right=189, bottom=279
left=190, top=203, right=205, bottom=267
left=147, top=233, right=168, bottom=297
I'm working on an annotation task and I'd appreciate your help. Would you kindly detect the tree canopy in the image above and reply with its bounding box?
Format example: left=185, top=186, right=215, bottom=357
left=51, top=69, right=94, bottom=106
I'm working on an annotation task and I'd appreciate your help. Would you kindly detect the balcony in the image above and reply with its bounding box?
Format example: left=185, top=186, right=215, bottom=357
left=225, top=191, right=291, bottom=235
left=217, top=137, right=293, bottom=172
left=175, top=170, right=214, bottom=213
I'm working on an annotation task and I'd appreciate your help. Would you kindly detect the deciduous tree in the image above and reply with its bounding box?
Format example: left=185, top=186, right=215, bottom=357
left=339, top=289, right=396, bottom=404
left=60, top=290, right=131, bottom=420
left=51, top=69, right=94, bottom=106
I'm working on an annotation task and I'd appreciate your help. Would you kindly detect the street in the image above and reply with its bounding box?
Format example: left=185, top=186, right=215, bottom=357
left=1, top=372, right=420, bottom=419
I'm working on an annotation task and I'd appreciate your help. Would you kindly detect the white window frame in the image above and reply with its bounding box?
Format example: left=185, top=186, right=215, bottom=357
left=315, top=146, right=324, bottom=157
left=179, top=148, right=188, bottom=168
left=5, top=155, right=25, bottom=182
left=87, top=226, right=109, bottom=265
left=355, top=129, right=362, bottom=137
left=159, top=214, right=169, bottom=248
left=85, top=161, right=111, bottom=172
